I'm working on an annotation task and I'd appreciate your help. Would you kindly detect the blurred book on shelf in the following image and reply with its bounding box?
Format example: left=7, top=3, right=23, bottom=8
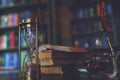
left=0, top=51, right=18, bottom=69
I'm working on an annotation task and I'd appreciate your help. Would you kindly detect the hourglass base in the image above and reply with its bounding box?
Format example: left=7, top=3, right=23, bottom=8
left=20, top=63, right=41, bottom=80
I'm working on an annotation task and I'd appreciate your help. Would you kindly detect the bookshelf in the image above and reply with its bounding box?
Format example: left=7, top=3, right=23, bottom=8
left=70, top=0, right=113, bottom=49
left=55, top=0, right=120, bottom=49
left=0, top=0, right=49, bottom=74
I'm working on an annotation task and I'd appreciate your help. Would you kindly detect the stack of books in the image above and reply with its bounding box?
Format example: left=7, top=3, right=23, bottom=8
left=38, top=44, right=87, bottom=80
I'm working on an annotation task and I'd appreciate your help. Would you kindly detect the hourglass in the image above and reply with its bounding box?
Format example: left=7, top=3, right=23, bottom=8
left=18, top=17, right=41, bottom=80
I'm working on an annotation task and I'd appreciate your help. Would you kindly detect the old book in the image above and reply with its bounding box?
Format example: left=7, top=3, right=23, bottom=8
left=41, top=66, right=63, bottom=74
left=38, top=44, right=86, bottom=53
left=40, top=58, right=83, bottom=66
left=39, top=50, right=86, bottom=59
left=39, top=48, right=86, bottom=66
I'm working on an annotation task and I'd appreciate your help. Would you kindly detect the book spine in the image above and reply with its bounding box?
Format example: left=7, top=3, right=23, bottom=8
left=7, top=14, right=12, bottom=27
left=84, top=8, right=88, bottom=18
left=14, top=13, right=19, bottom=26
left=10, top=31, right=15, bottom=48
left=41, top=66, right=63, bottom=74
left=106, top=4, right=111, bottom=15
left=79, top=9, right=84, bottom=19
left=4, top=52, right=9, bottom=68
left=89, top=7, right=94, bottom=17
left=11, top=14, right=16, bottom=26
left=3, top=34, right=8, bottom=49
left=0, top=36, right=3, bottom=49
left=1, top=0, right=6, bottom=7
left=1, top=15, right=8, bottom=27
left=13, top=52, right=18, bottom=68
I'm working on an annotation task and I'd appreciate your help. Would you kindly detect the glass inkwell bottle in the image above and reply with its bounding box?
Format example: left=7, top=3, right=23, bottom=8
left=18, top=17, right=41, bottom=80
